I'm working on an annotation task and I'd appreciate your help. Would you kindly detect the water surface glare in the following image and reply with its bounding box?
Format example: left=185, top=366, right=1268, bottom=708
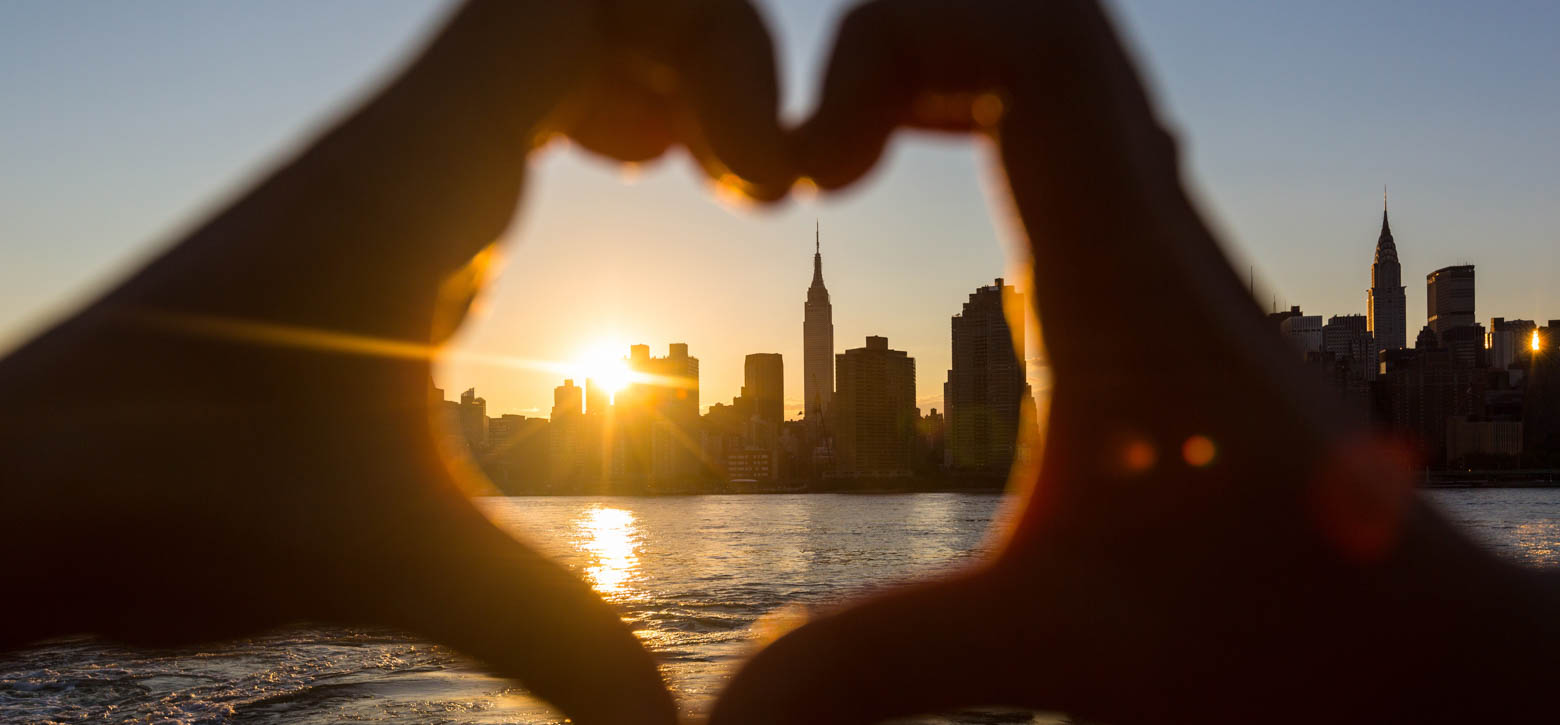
left=2, top=491, right=1556, bottom=723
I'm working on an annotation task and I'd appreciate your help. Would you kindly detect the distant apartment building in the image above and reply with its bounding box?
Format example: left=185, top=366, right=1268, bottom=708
left=726, top=447, right=777, bottom=482
left=1316, top=314, right=1376, bottom=413
left=1376, top=347, right=1487, bottom=463
left=1446, top=416, right=1524, bottom=465
left=945, top=279, right=1027, bottom=471
left=1487, top=318, right=1537, bottom=371
left=835, top=336, right=917, bottom=477
left=549, top=379, right=585, bottom=485
left=1279, top=308, right=1324, bottom=357
left=459, top=387, right=488, bottom=450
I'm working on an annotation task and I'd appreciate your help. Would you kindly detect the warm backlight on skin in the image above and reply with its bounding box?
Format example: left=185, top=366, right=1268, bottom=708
left=577, top=507, right=639, bottom=596
left=1182, top=435, right=1217, bottom=467
left=792, top=176, right=819, bottom=200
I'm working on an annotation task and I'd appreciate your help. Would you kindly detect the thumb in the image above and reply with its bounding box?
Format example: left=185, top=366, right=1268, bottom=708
left=337, top=500, right=676, bottom=725
left=709, top=566, right=1074, bottom=725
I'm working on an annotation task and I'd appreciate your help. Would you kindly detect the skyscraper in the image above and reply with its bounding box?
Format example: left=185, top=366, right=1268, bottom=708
left=549, top=379, right=583, bottom=486
left=742, top=353, right=784, bottom=426
left=835, top=336, right=917, bottom=476
left=459, top=387, right=488, bottom=450
left=1367, top=191, right=1407, bottom=352
left=616, top=343, right=700, bottom=488
left=1427, top=264, right=1476, bottom=341
left=804, top=223, right=834, bottom=423
left=945, top=279, right=1026, bottom=471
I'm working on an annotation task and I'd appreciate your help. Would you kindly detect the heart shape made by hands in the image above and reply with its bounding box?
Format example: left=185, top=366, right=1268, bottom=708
left=0, top=2, right=1547, bottom=725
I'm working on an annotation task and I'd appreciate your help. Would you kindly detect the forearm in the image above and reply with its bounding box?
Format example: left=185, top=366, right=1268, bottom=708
left=995, top=1, right=1348, bottom=444
left=1376, top=504, right=1560, bottom=721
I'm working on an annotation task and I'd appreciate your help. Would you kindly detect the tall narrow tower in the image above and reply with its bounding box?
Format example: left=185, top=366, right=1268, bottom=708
left=1367, top=189, right=1407, bottom=352
left=804, top=222, right=834, bottom=422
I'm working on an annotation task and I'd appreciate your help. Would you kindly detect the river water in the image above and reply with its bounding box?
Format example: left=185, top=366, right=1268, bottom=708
left=3, top=490, right=1558, bottom=723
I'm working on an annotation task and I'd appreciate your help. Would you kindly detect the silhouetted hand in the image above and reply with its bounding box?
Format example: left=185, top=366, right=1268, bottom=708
left=0, top=2, right=791, bottom=723
left=711, top=1, right=1560, bottom=723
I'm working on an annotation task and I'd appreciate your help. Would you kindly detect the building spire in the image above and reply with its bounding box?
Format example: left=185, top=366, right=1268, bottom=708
left=1382, top=185, right=1390, bottom=235
left=811, top=222, right=824, bottom=287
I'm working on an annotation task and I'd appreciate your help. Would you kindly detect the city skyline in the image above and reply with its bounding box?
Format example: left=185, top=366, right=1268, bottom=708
left=436, top=194, right=1548, bottom=421
left=3, top=1, right=1558, bottom=421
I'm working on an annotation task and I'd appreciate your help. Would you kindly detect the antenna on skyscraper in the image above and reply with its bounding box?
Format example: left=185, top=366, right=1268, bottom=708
left=815, top=219, right=820, bottom=254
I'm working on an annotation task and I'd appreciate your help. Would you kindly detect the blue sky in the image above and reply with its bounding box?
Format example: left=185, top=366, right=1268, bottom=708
left=2, top=1, right=1557, bottom=417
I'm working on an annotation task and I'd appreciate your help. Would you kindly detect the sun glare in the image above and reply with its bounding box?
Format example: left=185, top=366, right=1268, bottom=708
left=574, top=341, right=632, bottom=395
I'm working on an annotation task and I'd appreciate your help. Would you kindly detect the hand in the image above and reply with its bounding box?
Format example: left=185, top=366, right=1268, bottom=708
left=0, top=2, right=792, bottom=723
left=711, top=1, right=1560, bottom=723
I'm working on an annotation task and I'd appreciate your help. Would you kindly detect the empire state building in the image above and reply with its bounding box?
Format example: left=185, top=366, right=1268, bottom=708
left=1367, top=191, right=1407, bottom=352
left=804, top=224, right=834, bottom=422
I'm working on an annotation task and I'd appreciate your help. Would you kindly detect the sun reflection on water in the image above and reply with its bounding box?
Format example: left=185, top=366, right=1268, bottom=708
left=576, top=507, right=640, bottom=597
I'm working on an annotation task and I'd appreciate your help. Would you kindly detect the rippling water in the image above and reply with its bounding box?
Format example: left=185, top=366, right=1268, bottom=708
left=3, top=490, right=1557, bottom=723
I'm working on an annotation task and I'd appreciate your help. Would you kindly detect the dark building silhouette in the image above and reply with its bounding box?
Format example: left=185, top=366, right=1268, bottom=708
left=1524, top=329, right=1560, bottom=467
left=804, top=223, right=834, bottom=423
left=1278, top=307, right=1323, bottom=357
left=1268, top=304, right=1302, bottom=330
left=916, top=408, right=947, bottom=473
left=1320, top=314, right=1376, bottom=413
left=1441, top=323, right=1488, bottom=370
left=1376, top=336, right=1487, bottom=464
left=835, top=336, right=917, bottom=477
left=1487, top=318, right=1538, bottom=371
left=741, top=353, right=784, bottom=426
left=485, top=413, right=551, bottom=493
left=459, top=387, right=488, bottom=450
left=549, top=379, right=585, bottom=486
left=703, top=353, right=785, bottom=485
left=1427, top=264, right=1476, bottom=342
left=945, top=278, right=1027, bottom=471
left=1367, top=193, right=1407, bottom=352
left=552, top=379, right=583, bottom=419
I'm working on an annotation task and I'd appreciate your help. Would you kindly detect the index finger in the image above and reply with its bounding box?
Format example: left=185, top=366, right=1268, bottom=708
left=671, top=0, right=797, bottom=202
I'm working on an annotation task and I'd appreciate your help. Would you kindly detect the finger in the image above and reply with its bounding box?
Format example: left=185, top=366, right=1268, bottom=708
left=709, top=566, right=1080, bottom=725
left=342, top=500, right=676, bottom=725
left=669, top=0, right=796, bottom=202
left=793, top=0, right=1001, bottom=190
left=566, top=63, right=679, bottom=163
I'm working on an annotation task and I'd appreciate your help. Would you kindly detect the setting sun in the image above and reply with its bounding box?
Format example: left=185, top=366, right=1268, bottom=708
left=573, top=341, right=633, bottom=396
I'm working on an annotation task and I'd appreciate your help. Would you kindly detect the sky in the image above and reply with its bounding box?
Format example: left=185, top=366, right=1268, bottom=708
left=2, top=1, right=1557, bottom=419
